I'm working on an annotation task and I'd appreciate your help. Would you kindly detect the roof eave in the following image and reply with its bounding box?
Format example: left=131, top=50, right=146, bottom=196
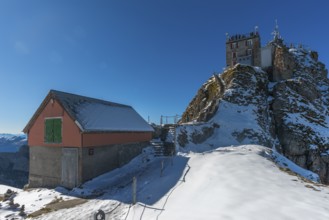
left=83, top=129, right=154, bottom=134
left=22, top=91, right=53, bottom=133
left=23, top=90, right=83, bottom=134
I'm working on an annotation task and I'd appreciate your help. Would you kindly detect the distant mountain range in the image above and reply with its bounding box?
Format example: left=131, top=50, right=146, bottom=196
left=0, top=134, right=27, bottom=152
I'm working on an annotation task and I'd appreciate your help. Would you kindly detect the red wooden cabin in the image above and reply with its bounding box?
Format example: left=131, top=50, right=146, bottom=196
left=23, top=90, right=153, bottom=188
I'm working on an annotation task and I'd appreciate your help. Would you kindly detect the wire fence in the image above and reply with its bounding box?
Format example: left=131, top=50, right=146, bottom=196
left=122, top=161, right=191, bottom=220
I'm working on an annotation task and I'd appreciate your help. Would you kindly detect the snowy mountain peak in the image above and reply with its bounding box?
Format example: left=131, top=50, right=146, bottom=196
left=0, top=133, right=27, bottom=152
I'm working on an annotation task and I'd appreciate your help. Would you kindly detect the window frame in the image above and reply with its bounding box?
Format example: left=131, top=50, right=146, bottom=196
left=247, top=39, right=253, bottom=47
left=44, top=117, right=63, bottom=144
left=246, top=49, right=253, bottom=56
left=231, top=42, right=238, bottom=49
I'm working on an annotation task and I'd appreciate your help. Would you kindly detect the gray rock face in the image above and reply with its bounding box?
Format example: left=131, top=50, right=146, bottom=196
left=179, top=44, right=329, bottom=184
left=178, top=64, right=274, bottom=150
left=271, top=47, right=329, bottom=184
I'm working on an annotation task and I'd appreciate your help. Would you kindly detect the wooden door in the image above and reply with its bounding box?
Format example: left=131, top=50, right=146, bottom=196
left=61, top=148, right=78, bottom=188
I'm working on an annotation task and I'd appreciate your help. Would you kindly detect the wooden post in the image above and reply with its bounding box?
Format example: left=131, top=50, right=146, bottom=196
left=132, top=176, right=137, bottom=204
left=174, top=123, right=177, bottom=154
left=171, top=153, right=174, bottom=166
left=160, top=160, right=164, bottom=177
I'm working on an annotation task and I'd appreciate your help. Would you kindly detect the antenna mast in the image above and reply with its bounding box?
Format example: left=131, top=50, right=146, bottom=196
left=272, top=19, right=280, bottom=41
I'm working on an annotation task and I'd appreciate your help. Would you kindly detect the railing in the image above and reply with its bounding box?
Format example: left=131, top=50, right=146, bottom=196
left=160, top=115, right=182, bottom=125
left=286, top=42, right=311, bottom=51
left=226, top=31, right=259, bottom=42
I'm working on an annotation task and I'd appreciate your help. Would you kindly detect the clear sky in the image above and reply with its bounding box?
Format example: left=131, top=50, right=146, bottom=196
left=0, top=0, right=328, bottom=133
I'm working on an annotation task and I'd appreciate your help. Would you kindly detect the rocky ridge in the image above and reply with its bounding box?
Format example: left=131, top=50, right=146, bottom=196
left=178, top=42, right=329, bottom=184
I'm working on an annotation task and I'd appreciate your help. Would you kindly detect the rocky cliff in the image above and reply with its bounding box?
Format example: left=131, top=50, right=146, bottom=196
left=178, top=42, right=329, bottom=184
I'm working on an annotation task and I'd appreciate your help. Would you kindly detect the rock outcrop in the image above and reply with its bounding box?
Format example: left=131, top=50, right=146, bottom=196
left=178, top=64, right=274, bottom=152
left=271, top=46, right=329, bottom=184
left=177, top=43, right=329, bottom=184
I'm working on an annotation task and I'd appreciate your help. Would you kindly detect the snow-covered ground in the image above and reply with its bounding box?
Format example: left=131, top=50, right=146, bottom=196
left=1, top=145, right=329, bottom=220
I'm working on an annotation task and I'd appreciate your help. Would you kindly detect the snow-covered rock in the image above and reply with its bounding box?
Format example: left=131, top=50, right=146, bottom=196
left=178, top=64, right=274, bottom=150
left=178, top=44, right=329, bottom=184
left=272, top=46, right=329, bottom=184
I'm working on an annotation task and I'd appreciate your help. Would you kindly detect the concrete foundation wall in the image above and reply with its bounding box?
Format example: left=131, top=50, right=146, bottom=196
left=29, top=142, right=149, bottom=188
left=81, top=142, right=148, bottom=182
left=29, top=146, right=62, bottom=188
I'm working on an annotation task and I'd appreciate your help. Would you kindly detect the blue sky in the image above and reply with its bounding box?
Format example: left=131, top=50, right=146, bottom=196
left=0, top=0, right=328, bottom=133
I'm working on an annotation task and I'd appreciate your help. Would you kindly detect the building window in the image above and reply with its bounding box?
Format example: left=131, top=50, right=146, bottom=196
left=44, top=118, right=62, bottom=143
left=246, top=49, right=252, bottom=56
left=232, top=52, right=237, bottom=58
left=231, top=42, right=238, bottom=49
left=246, top=39, right=253, bottom=47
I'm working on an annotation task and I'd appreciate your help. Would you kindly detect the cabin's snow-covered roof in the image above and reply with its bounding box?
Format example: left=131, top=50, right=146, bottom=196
left=24, top=90, right=154, bottom=133
left=54, top=90, right=154, bottom=132
left=76, top=102, right=153, bottom=132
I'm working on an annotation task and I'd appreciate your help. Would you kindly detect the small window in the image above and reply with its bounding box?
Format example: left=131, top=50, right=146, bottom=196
left=45, top=118, right=62, bottom=143
left=88, top=148, right=94, bottom=156
left=232, top=52, right=237, bottom=58
left=231, top=42, right=238, bottom=49
left=246, top=49, right=252, bottom=56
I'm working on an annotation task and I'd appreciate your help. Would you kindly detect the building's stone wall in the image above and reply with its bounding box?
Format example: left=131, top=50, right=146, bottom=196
left=28, top=141, right=149, bottom=189
left=226, top=33, right=261, bottom=67
left=81, top=142, right=148, bottom=182
left=272, top=46, right=296, bottom=81
left=29, top=146, right=62, bottom=188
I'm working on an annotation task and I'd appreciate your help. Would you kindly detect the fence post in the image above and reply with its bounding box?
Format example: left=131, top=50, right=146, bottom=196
left=132, top=176, right=137, bottom=204
left=171, top=152, right=174, bottom=166
left=160, top=160, right=164, bottom=177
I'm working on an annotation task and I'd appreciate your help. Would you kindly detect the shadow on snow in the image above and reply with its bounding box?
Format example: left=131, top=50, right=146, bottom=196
left=67, top=154, right=189, bottom=206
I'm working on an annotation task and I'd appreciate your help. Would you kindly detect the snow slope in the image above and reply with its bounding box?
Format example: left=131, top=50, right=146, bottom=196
left=128, top=145, right=329, bottom=220
left=177, top=100, right=270, bottom=152
left=1, top=145, right=328, bottom=220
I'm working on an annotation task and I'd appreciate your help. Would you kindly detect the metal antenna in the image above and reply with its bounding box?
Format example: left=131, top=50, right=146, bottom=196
left=272, top=19, right=280, bottom=40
